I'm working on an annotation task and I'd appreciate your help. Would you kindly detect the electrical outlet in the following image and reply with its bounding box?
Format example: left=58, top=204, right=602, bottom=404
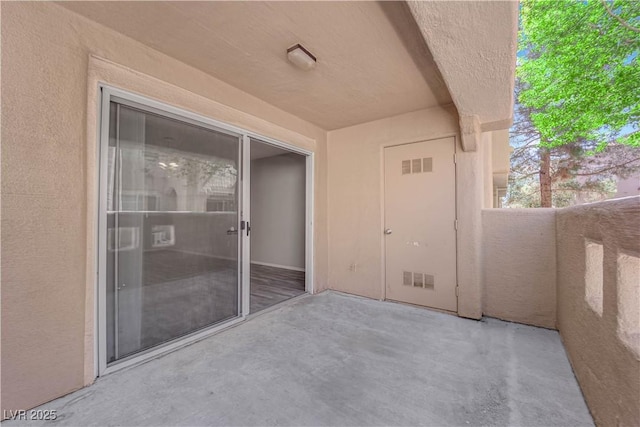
left=349, top=263, right=357, bottom=272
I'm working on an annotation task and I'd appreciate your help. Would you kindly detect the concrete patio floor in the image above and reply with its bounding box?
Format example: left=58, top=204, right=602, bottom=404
left=10, top=291, right=593, bottom=426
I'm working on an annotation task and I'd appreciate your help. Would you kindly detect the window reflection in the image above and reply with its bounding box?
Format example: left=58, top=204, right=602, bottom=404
left=105, top=102, right=241, bottom=363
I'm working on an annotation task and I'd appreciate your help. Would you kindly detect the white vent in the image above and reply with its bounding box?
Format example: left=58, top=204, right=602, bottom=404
left=413, top=273, right=424, bottom=287
left=412, top=158, right=422, bottom=173
left=402, top=160, right=411, bottom=175
left=403, top=158, right=433, bottom=175
left=402, top=271, right=435, bottom=290
left=403, top=271, right=413, bottom=286
left=424, top=274, right=435, bottom=289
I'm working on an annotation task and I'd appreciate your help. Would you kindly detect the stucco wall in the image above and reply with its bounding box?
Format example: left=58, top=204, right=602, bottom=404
left=327, top=106, right=459, bottom=300
left=1, top=1, right=329, bottom=413
left=482, top=209, right=557, bottom=329
left=326, top=105, right=485, bottom=319
left=556, top=197, right=640, bottom=427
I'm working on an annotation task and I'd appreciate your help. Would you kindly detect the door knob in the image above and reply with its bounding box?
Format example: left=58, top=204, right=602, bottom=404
left=384, top=228, right=393, bottom=235
left=226, top=227, right=238, bottom=235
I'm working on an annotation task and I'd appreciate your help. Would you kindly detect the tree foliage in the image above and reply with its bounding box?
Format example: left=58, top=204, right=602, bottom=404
left=518, top=0, right=640, bottom=150
left=507, top=79, right=640, bottom=208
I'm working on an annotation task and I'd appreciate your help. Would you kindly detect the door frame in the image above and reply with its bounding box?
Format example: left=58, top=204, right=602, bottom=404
left=241, top=136, right=314, bottom=315
left=96, top=85, right=314, bottom=376
left=380, top=135, right=458, bottom=308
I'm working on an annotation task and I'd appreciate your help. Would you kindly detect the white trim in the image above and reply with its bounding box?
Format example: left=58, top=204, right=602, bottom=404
left=250, top=261, right=305, bottom=272
left=305, top=153, right=315, bottom=294
left=96, top=87, right=111, bottom=377
left=241, top=135, right=251, bottom=317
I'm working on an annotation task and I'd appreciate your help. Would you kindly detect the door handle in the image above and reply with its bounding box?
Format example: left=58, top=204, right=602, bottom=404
left=241, top=221, right=250, bottom=236
left=384, top=228, right=393, bottom=235
left=226, top=227, right=238, bottom=235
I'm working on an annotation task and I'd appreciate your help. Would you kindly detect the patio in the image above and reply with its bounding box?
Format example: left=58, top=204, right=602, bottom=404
left=9, top=292, right=592, bottom=426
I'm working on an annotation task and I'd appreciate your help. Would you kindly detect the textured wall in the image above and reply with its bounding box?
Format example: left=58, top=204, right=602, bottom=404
left=556, top=197, right=640, bottom=427
left=482, top=209, right=557, bottom=329
left=250, top=154, right=306, bottom=270
left=1, top=1, right=328, bottom=413
left=327, top=105, right=485, bottom=320
left=406, top=1, right=517, bottom=130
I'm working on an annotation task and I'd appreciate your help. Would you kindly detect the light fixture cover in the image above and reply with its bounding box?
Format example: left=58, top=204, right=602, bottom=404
left=287, top=44, right=316, bottom=70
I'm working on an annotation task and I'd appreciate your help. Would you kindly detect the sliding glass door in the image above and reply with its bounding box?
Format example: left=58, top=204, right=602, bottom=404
left=103, top=98, right=242, bottom=365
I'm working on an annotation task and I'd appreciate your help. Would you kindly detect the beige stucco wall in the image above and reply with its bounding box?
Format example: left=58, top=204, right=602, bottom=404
left=455, top=138, right=485, bottom=319
left=326, top=105, right=486, bottom=319
left=482, top=209, right=557, bottom=329
left=556, top=197, right=640, bottom=427
left=327, top=106, right=458, bottom=300
left=406, top=1, right=517, bottom=132
left=482, top=199, right=640, bottom=423
left=1, top=1, right=329, bottom=413
left=481, top=131, right=494, bottom=208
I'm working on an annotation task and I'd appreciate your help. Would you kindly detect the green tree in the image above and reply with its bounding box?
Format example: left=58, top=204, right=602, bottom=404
left=508, top=79, right=640, bottom=208
left=517, top=0, right=640, bottom=206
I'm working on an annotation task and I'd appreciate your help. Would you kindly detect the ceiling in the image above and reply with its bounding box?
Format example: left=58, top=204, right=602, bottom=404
left=60, top=1, right=450, bottom=130
left=407, top=1, right=518, bottom=131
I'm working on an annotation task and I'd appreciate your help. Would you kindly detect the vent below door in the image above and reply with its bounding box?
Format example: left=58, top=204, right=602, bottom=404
left=402, top=271, right=435, bottom=290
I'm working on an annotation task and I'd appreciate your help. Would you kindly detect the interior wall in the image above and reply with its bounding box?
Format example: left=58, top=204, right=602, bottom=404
left=481, top=208, right=557, bottom=329
left=1, top=1, right=329, bottom=413
left=250, top=154, right=306, bottom=270
left=327, top=105, right=478, bottom=305
left=556, top=197, right=640, bottom=427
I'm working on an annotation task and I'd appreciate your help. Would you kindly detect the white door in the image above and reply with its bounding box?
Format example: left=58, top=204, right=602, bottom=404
left=384, top=137, right=457, bottom=312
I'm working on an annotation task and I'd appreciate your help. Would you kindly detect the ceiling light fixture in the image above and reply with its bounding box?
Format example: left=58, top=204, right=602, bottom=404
left=287, top=44, right=317, bottom=71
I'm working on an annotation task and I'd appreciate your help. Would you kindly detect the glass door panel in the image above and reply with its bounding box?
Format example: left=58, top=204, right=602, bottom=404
left=106, top=102, right=241, bottom=363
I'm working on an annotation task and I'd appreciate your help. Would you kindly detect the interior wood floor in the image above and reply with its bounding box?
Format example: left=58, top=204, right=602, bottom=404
left=108, top=251, right=304, bottom=362
left=250, top=264, right=306, bottom=313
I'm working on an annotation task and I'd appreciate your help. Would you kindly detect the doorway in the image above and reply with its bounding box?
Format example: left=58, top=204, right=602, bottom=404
left=383, top=137, right=457, bottom=312
left=98, top=87, right=313, bottom=374
left=249, top=140, right=307, bottom=313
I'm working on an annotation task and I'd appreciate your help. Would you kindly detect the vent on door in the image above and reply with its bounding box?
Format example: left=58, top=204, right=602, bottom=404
left=403, top=271, right=413, bottom=286
left=413, top=273, right=424, bottom=287
left=402, top=271, right=435, bottom=290
left=412, top=158, right=422, bottom=173
left=424, top=274, right=435, bottom=289
left=402, top=158, right=433, bottom=174
left=402, top=160, right=411, bottom=175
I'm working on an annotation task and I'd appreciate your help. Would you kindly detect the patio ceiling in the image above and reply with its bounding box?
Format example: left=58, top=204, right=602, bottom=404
left=59, top=1, right=451, bottom=130
left=407, top=1, right=518, bottom=132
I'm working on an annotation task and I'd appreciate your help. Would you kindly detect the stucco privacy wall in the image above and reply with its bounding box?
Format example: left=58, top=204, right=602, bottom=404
left=326, top=106, right=485, bottom=319
left=1, top=1, right=329, bottom=413
left=556, top=197, right=640, bottom=427
left=482, top=209, right=557, bottom=329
